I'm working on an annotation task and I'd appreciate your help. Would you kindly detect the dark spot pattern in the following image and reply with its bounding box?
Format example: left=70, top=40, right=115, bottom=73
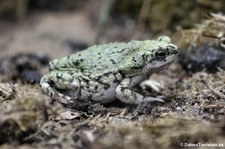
left=103, top=72, right=112, bottom=77
left=132, top=57, right=137, bottom=63
left=79, top=67, right=85, bottom=72
left=141, top=54, right=146, bottom=61
left=73, top=60, right=80, bottom=66
left=97, top=56, right=102, bottom=60
left=103, top=84, right=110, bottom=90
left=109, top=48, right=127, bottom=54
left=81, top=77, right=90, bottom=83
left=110, top=59, right=116, bottom=65
left=87, top=94, right=92, bottom=99
left=61, top=64, right=67, bottom=68
left=118, top=70, right=125, bottom=78
left=131, top=66, right=143, bottom=70
left=56, top=72, right=62, bottom=79
left=113, top=79, right=118, bottom=83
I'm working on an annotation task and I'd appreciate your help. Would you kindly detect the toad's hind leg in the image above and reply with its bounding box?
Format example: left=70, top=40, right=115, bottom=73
left=115, top=77, right=164, bottom=104
left=40, top=71, right=80, bottom=104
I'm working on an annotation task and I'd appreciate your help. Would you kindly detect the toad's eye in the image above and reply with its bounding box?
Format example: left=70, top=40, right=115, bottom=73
left=155, top=49, right=167, bottom=60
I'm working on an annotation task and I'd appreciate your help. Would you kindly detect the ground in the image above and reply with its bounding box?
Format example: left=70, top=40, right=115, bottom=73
left=0, top=10, right=225, bottom=149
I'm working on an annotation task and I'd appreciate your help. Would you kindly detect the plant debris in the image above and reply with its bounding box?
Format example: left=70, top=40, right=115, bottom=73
left=179, top=45, right=225, bottom=73
left=0, top=83, right=15, bottom=102
left=0, top=53, right=49, bottom=83
left=177, top=13, right=225, bottom=48
left=177, top=13, right=225, bottom=73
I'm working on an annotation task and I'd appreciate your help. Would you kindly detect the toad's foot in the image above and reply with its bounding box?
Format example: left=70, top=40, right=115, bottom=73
left=140, top=79, right=164, bottom=92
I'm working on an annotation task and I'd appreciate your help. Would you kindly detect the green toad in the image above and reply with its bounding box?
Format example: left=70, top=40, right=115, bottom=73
left=40, top=36, right=178, bottom=104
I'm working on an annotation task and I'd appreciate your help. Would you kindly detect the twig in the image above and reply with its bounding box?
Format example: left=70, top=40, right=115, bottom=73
left=132, top=0, right=152, bottom=38
left=202, top=80, right=225, bottom=99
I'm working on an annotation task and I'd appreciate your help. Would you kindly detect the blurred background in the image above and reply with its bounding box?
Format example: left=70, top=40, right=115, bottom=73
left=0, top=0, right=224, bottom=58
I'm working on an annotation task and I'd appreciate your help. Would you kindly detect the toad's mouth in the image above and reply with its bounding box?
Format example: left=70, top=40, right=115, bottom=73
left=159, top=54, right=177, bottom=67
left=163, top=54, right=178, bottom=65
left=126, top=54, right=178, bottom=76
left=145, top=54, right=178, bottom=72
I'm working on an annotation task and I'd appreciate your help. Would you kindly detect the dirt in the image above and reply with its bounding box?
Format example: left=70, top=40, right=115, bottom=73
left=0, top=10, right=225, bottom=149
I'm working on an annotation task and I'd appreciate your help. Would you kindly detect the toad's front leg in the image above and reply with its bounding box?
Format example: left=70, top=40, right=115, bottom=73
left=40, top=71, right=81, bottom=104
left=115, top=77, right=164, bottom=104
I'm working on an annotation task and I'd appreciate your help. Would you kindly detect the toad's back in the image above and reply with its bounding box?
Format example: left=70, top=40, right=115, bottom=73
left=51, top=42, right=139, bottom=71
left=48, top=40, right=164, bottom=77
